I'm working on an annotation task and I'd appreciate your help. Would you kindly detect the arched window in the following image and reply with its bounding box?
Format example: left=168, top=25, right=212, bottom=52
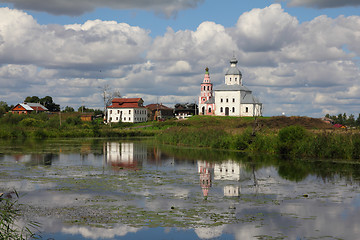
left=207, top=86, right=209, bottom=91
left=220, top=107, right=223, bottom=113
left=208, top=108, right=211, bottom=113
left=232, top=107, right=235, bottom=113
left=204, top=86, right=206, bottom=91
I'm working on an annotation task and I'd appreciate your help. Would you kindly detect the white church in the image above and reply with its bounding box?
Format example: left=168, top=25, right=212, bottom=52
left=198, top=57, right=262, bottom=117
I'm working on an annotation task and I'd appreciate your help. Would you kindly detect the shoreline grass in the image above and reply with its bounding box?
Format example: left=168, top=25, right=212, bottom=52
left=1, top=113, right=359, bottom=160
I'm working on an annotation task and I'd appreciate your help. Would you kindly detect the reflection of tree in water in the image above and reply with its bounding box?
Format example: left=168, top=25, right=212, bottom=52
left=277, top=161, right=310, bottom=182
left=26, top=153, right=58, bottom=166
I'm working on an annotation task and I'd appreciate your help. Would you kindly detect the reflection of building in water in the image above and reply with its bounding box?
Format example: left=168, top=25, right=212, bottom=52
left=13, top=153, right=56, bottom=166
left=223, top=185, right=240, bottom=197
left=214, top=160, right=248, bottom=197
left=106, top=142, right=147, bottom=170
left=198, top=161, right=214, bottom=197
left=214, top=160, right=241, bottom=181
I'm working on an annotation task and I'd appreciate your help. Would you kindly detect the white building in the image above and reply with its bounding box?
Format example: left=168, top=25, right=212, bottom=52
left=107, top=98, right=148, bottom=123
left=199, top=57, right=262, bottom=117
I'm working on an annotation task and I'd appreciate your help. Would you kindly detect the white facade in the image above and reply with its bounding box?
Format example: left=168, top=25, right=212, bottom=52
left=107, top=98, right=148, bottom=123
left=199, top=57, right=262, bottom=117
left=107, top=108, right=148, bottom=123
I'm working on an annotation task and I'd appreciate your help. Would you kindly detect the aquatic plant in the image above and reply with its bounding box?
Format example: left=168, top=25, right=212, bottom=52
left=0, top=190, right=40, bottom=240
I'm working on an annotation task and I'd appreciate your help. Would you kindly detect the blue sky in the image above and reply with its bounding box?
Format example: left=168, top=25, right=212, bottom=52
left=0, top=0, right=359, bottom=117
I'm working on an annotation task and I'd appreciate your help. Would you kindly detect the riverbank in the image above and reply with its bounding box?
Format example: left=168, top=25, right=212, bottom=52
left=154, top=116, right=360, bottom=160
left=1, top=113, right=359, bottom=159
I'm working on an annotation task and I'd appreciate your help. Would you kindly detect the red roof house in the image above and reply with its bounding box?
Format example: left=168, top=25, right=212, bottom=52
left=11, top=103, right=48, bottom=114
left=107, top=98, right=148, bottom=123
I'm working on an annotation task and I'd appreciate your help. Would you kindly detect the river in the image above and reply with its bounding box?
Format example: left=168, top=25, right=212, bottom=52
left=0, top=138, right=359, bottom=239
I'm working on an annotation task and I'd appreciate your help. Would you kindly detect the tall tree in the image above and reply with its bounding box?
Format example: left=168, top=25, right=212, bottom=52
left=347, top=114, right=355, bottom=126
left=40, top=96, right=60, bottom=112
left=356, top=114, right=360, bottom=127
left=24, top=96, right=40, bottom=103
left=63, top=106, right=75, bottom=112
left=0, top=101, right=10, bottom=116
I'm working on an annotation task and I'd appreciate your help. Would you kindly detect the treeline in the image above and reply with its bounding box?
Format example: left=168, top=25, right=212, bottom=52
left=325, top=113, right=360, bottom=127
left=0, top=97, right=103, bottom=116
left=0, top=112, right=155, bottom=139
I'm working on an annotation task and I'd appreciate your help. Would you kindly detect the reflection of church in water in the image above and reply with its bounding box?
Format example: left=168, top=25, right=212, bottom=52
left=198, top=160, right=249, bottom=197
left=106, top=142, right=147, bottom=171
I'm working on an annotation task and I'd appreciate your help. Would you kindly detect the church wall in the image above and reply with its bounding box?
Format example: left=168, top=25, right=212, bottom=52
left=225, top=74, right=242, bottom=86
left=214, top=91, right=241, bottom=116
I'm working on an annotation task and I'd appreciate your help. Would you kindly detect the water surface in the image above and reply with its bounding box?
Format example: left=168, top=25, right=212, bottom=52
left=1, top=138, right=360, bottom=239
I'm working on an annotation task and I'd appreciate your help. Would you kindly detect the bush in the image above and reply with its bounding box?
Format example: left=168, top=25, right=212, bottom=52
left=277, top=125, right=308, bottom=155
left=65, top=116, right=82, bottom=126
left=19, top=118, right=43, bottom=127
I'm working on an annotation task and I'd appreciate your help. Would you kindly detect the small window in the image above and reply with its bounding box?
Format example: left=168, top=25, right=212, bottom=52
left=129, top=117, right=131, bottom=121
left=208, top=108, right=211, bottom=113
left=221, top=98, right=223, bottom=103
left=230, top=77, right=231, bottom=82
left=220, top=107, right=223, bottom=113
left=117, top=110, right=119, bottom=114
left=232, top=107, right=235, bottom=112
left=233, top=98, right=235, bottom=103
left=207, top=86, right=209, bottom=91
left=235, top=78, right=237, bottom=82
left=246, top=107, right=249, bottom=113
left=110, top=110, right=112, bottom=114
left=226, top=99, right=228, bottom=103
left=129, top=110, right=131, bottom=114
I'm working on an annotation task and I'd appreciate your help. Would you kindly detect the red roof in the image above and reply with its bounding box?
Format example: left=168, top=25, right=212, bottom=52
left=107, top=98, right=144, bottom=109
left=146, top=104, right=172, bottom=111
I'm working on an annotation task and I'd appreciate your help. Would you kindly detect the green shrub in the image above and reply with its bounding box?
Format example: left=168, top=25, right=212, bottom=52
left=352, top=135, right=360, bottom=159
left=65, top=116, right=82, bottom=126
left=33, top=129, right=48, bottom=139
left=19, top=118, right=43, bottom=127
left=277, top=125, right=308, bottom=155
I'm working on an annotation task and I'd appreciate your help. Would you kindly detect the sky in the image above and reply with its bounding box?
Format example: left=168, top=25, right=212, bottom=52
left=0, top=0, right=359, bottom=117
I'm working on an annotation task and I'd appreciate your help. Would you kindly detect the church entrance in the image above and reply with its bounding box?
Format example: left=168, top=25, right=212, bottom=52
left=225, top=107, right=229, bottom=116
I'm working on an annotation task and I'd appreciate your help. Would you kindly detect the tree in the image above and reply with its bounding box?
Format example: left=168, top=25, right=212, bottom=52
left=347, top=114, right=355, bottom=126
left=337, top=113, right=344, bottom=125
left=24, top=96, right=60, bottom=112
left=101, top=84, right=121, bottom=114
left=356, top=114, right=360, bottom=127
left=63, top=106, right=74, bottom=112
left=0, top=101, right=10, bottom=116
left=40, top=96, right=60, bottom=112
left=24, top=96, right=40, bottom=103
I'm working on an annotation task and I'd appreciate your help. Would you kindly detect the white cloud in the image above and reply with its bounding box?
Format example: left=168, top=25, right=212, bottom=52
left=0, top=5, right=360, bottom=117
left=0, top=0, right=204, bottom=17
left=232, top=4, right=299, bottom=52
left=286, top=0, right=360, bottom=9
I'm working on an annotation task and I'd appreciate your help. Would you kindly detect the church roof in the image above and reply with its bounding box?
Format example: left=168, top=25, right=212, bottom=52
left=241, top=92, right=261, bottom=104
left=215, top=84, right=251, bottom=92
left=225, top=57, right=242, bottom=76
